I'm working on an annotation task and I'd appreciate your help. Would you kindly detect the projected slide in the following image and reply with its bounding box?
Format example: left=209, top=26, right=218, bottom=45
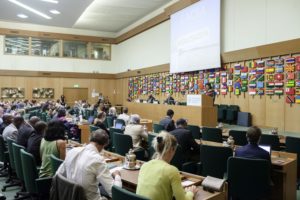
left=170, top=0, right=221, bottom=73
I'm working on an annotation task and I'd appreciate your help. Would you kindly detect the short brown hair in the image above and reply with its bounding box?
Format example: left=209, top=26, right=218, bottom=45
left=246, top=126, right=262, bottom=144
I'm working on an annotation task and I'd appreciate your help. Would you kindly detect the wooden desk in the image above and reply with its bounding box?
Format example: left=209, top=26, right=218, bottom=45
left=78, top=124, right=90, bottom=144
left=125, top=102, right=217, bottom=127
left=196, top=140, right=297, bottom=200
left=103, top=151, right=227, bottom=200
left=140, top=119, right=153, bottom=132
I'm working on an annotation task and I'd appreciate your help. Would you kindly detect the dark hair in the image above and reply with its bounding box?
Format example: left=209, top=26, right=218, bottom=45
left=166, top=109, right=174, bottom=117
left=246, top=126, right=262, bottom=144
left=44, top=120, right=66, bottom=141
left=123, top=107, right=128, bottom=114
left=205, top=83, right=212, bottom=89
left=176, top=118, right=187, bottom=126
left=57, top=109, right=66, bottom=118
left=29, top=116, right=40, bottom=126
left=34, top=121, right=47, bottom=135
left=90, top=129, right=109, bottom=146
left=13, top=116, right=24, bottom=128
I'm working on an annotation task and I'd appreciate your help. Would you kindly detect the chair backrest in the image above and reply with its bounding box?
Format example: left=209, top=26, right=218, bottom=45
left=170, top=145, right=186, bottom=170
left=113, top=133, right=133, bottom=156
left=12, top=143, right=25, bottom=181
left=152, top=123, right=164, bottom=134
left=259, top=134, right=280, bottom=151
left=89, top=125, right=99, bottom=133
left=106, top=116, right=114, bottom=128
left=187, top=125, right=201, bottom=139
left=147, top=133, right=157, bottom=158
left=0, top=135, right=7, bottom=163
left=202, top=127, right=223, bottom=143
left=112, top=185, right=149, bottom=200
left=6, top=138, right=16, bottom=170
left=227, top=157, right=270, bottom=199
left=228, top=130, right=247, bottom=146
left=115, top=119, right=126, bottom=126
left=285, top=136, right=300, bottom=165
left=50, top=154, right=64, bottom=175
left=110, top=128, right=124, bottom=149
left=200, top=145, right=233, bottom=179
left=20, top=149, right=39, bottom=193
left=50, top=173, right=87, bottom=200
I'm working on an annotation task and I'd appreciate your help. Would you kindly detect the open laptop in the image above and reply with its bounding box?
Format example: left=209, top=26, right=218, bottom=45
left=115, top=122, right=123, bottom=129
left=259, top=145, right=271, bottom=155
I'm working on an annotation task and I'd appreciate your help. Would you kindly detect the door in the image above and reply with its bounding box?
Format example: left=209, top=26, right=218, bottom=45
left=63, top=88, right=88, bottom=106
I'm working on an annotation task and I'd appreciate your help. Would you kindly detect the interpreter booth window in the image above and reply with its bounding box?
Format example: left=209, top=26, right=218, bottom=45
left=4, top=35, right=29, bottom=55
left=63, top=40, right=88, bottom=58
left=31, top=38, right=60, bottom=57
left=91, top=43, right=111, bottom=60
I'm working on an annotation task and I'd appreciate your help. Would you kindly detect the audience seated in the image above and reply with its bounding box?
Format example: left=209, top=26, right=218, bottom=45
left=235, top=126, right=271, bottom=162
left=159, top=109, right=176, bottom=132
left=0, top=114, right=13, bottom=135
left=117, top=107, right=130, bottom=125
left=94, top=111, right=109, bottom=135
left=147, top=94, right=156, bottom=104
left=16, top=116, right=40, bottom=148
left=136, top=131, right=198, bottom=200
left=56, top=129, right=122, bottom=200
left=170, top=119, right=200, bottom=161
left=107, top=107, right=117, bottom=121
left=124, top=114, right=148, bottom=149
left=27, top=121, right=47, bottom=166
left=3, top=116, right=24, bottom=141
left=164, top=93, right=175, bottom=105
left=39, top=120, right=66, bottom=177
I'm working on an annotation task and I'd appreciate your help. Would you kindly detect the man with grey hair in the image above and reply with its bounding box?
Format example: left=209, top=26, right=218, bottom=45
left=57, top=129, right=122, bottom=200
left=124, top=114, right=148, bottom=148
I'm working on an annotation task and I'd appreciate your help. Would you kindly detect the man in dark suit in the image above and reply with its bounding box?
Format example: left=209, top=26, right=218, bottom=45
left=16, top=116, right=40, bottom=148
left=164, top=93, right=175, bottom=105
left=235, top=126, right=270, bottom=162
left=170, top=118, right=200, bottom=161
left=159, top=109, right=176, bottom=132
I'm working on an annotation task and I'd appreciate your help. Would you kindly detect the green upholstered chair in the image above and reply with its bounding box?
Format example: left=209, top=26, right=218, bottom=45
left=113, top=133, right=145, bottom=161
left=187, top=125, right=201, bottom=139
left=109, top=127, right=124, bottom=151
left=202, top=127, right=223, bottom=143
left=217, top=104, right=228, bottom=122
left=259, top=134, right=281, bottom=151
left=89, top=125, right=99, bottom=133
left=106, top=116, right=114, bottom=128
left=198, top=145, right=233, bottom=179
left=0, top=136, right=8, bottom=175
left=228, top=130, right=248, bottom=146
left=112, top=185, right=149, bottom=200
left=227, top=157, right=271, bottom=200
left=50, top=154, right=64, bottom=175
left=20, top=149, right=52, bottom=199
left=2, top=138, right=21, bottom=191
left=152, top=123, right=164, bottom=134
left=285, top=136, right=300, bottom=189
left=170, top=145, right=197, bottom=174
left=147, top=133, right=157, bottom=158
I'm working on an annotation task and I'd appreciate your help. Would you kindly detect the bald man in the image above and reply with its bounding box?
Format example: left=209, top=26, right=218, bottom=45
left=16, top=116, right=40, bottom=147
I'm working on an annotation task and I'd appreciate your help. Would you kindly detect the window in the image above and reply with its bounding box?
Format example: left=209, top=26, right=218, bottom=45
left=5, top=35, right=29, bottom=55
left=31, top=38, right=60, bottom=57
left=91, top=43, right=111, bottom=60
left=63, top=40, right=88, bottom=58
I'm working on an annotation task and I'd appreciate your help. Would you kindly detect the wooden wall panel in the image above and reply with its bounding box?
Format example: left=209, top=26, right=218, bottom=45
left=285, top=104, right=300, bottom=134
left=265, top=96, right=285, bottom=131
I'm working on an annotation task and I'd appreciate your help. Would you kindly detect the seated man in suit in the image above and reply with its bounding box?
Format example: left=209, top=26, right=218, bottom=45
left=159, top=109, right=176, bottom=132
left=164, top=93, right=175, bottom=105
left=147, top=94, right=156, bottom=104
left=170, top=118, right=200, bottom=161
left=235, top=126, right=270, bottom=162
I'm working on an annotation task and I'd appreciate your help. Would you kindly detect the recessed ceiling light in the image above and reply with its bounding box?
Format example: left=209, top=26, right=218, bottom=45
left=41, top=0, right=58, bottom=3
left=8, top=0, right=52, bottom=19
left=17, top=14, right=28, bottom=19
left=49, top=9, right=60, bottom=14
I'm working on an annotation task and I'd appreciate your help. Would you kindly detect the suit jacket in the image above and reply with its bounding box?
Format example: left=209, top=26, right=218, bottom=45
left=235, top=143, right=270, bottom=161
left=170, top=127, right=200, bottom=156
left=124, top=124, right=148, bottom=148
left=159, top=116, right=175, bottom=132
left=16, top=122, right=34, bottom=148
left=164, top=97, right=175, bottom=105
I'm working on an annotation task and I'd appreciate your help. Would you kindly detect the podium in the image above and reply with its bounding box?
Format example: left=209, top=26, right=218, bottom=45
left=124, top=95, right=217, bottom=127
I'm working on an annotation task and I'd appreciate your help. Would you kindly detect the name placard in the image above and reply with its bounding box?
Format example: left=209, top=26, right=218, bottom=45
left=187, top=95, right=202, bottom=106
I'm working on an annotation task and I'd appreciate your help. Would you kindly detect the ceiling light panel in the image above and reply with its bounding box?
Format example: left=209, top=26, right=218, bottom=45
left=50, top=9, right=60, bottom=14
left=41, top=0, right=58, bottom=4
left=17, top=14, right=28, bottom=18
left=8, top=0, right=52, bottom=19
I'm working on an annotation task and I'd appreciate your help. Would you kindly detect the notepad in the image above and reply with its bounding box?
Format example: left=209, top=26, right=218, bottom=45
left=181, top=180, right=196, bottom=187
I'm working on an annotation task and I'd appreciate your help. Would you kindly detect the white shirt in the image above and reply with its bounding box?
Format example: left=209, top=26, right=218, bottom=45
left=56, top=144, right=122, bottom=200
left=117, top=113, right=130, bottom=125
left=3, top=123, right=18, bottom=141
left=124, top=124, right=148, bottom=148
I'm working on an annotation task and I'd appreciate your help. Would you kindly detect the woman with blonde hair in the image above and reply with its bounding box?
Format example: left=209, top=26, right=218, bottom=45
left=136, top=131, right=198, bottom=200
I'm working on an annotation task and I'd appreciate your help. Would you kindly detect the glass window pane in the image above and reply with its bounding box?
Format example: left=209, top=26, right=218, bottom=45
left=31, top=38, right=60, bottom=57
left=63, top=41, right=88, bottom=58
left=4, top=36, right=29, bottom=55
left=91, top=43, right=111, bottom=60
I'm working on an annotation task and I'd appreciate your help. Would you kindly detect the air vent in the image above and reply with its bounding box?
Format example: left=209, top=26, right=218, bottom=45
left=10, top=31, right=19, bottom=34
left=42, top=73, right=51, bottom=76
